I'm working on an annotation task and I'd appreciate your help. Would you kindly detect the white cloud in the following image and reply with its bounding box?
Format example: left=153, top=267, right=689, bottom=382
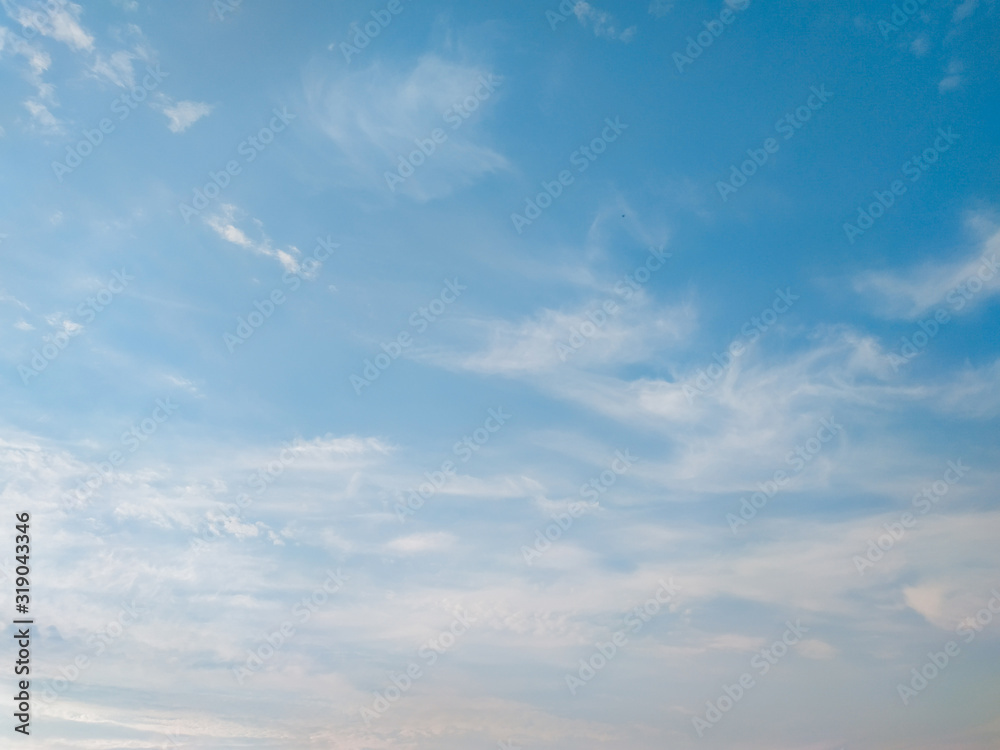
left=6, top=0, right=94, bottom=52
left=432, top=294, right=694, bottom=376
left=573, top=1, right=637, bottom=41
left=87, top=25, right=154, bottom=89
left=952, top=0, right=980, bottom=23
left=23, top=97, right=60, bottom=134
left=926, top=358, right=1000, bottom=419
left=1, top=378, right=997, bottom=749
left=384, top=532, right=456, bottom=554
left=158, top=97, right=213, bottom=133
left=0, top=27, right=52, bottom=76
left=0, top=288, right=30, bottom=310
left=204, top=205, right=304, bottom=274
left=903, top=584, right=947, bottom=624
left=89, top=49, right=138, bottom=88
left=939, top=75, right=962, bottom=92
left=796, top=638, right=838, bottom=659
left=425, top=304, right=1000, bottom=508
left=165, top=374, right=198, bottom=391
left=0, top=27, right=59, bottom=127
left=939, top=59, right=964, bottom=92
left=0, top=7, right=156, bottom=136
left=853, top=223, right=1000, bottom=318
left=648, top=0, right=673, bottom=17
left=306, top=55, right=509, bottom=201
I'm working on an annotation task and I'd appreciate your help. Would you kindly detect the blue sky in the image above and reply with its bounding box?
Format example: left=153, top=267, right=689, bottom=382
left=1, top=0, right=999, bottom=747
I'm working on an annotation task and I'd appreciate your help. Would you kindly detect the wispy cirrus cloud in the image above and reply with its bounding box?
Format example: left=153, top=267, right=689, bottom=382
left=204, top=205, right=304, bottom=274
left=428, top=295, right=694, bottom=376
left=853, top=222, right=1000, bottom=319
left=305, top=54, right=509, bottom=201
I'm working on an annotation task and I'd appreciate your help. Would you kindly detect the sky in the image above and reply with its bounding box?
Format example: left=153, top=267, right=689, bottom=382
left=0, top=0, right=999, bottom=748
